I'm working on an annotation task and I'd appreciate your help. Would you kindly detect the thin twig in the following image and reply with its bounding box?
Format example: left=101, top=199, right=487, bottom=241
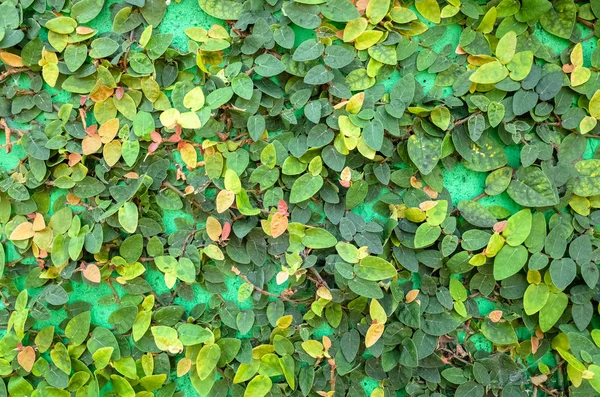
left=236, top=272, right=301, bottom=303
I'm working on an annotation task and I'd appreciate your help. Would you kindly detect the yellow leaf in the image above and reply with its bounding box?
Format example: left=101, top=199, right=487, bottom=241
left=370, top=299, right=387, bottom=324
left=343, top=18, right=368, bottom=42
left=415, top=0, right=440, bottom=23
left=276, top=315, right=293, bottom=328
left=589, top=90, right=600, bottom=120
left=216, top=190, right=235, bottom=213
left=183, top=87, right=205, bottom=112
left=365, top=323, right=384, bottom=347
left=32, top=214, right=46, bottom=232
left=571, top=43, right=584, bottom=68
left=301, top=340, right=324, bottom=358
left=180, top=142, right=197, bottom=168
left=177, top=112, right=201, bottom=129
left=580, top=115, right=597, bottom=134
left=495, top=31, right=516, bottom=64
left=346, top=93, right=364, bottom=114
left=10, top=222, right=35, bottom=241
left=206, top=216, right=222, bottom=242
left=476, top=6, right=496, bottom=34
left=42, top=63, right=59, bottom=87
left=103, top=140, right=122, bottom=167
left=365, top=0, right=390, bottom=24
left=317, top=286, right=332, bottom=300
left=204, top=244, right=224, bottom=260
left=571, top=66, right=591, bottom=87
left=370, top=388, right=384, bottom=397
left=160, top=108, right=180, bottom=129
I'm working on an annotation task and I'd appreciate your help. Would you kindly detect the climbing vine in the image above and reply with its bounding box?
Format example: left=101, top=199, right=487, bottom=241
left=1, top=0, right=600, bottom=396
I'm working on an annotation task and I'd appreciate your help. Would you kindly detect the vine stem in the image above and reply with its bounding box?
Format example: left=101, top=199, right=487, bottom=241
left=234, top=271, right=301, bottom=303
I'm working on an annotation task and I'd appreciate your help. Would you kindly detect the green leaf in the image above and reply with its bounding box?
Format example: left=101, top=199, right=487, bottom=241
left=65, top=311, right=91, bottom=346
left=539, top=292, right=568, bottom=332
left=244, top=375, right=272, bottom=397
left=523, top=284, right=550, bottom=315
left=196, top=344, right=221, bottom=380
left=549, top=258, right=576, bottom=290
left=480, top=320, right=517, bottom=345
left=414, top=223, right=441, bottom=248
left=539, top=0, right=576, bottom=39
left=290, top=174, right=323, bottom=203
left=573, top=160, right=600, bottom=196
left=366, top=0, right=390, bottom=24
left=493, top=245, right=528, bottom=281
left=118, top=202, right=138, bottom=234
left=355, top=256, right=397, bottom=281
left=469, top=61, right=509, bottom=85
left=456, top=200, right=497, bottom=228
left=197, top=0, right=244, bottom=19
left=507, top=167, right=559, bottom=207
left=302, top=228, right=337, bottom=249
left=407, top=131, right=442, bottom=175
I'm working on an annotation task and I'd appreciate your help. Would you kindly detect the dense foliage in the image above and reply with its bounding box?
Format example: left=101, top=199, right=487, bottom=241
left=4, top=0, right=600, bottom=395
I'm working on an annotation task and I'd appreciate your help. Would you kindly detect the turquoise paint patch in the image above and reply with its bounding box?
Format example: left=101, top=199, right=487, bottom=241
left=469, top=333, right=493, bottom=353
left=159, top=0, right=224, bottom=52
left=0, top=140, right=26, bottom=172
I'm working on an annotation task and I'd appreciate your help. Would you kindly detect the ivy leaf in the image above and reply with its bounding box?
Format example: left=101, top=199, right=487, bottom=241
left=407, top=131, right=442, bottom=175
left=539, top=292, right=568, bottom=332
left=493, top=245, right=528, bottom=281
left=290, top=174, right=323, bottom=203
left=469, top=61, right=508, bottom=85
left=354, top=256, right=397, bottom=281
left=539, top=0, right=576, bottom=39
left=244, top=376, right=273, bottom=397
left=507, top=167, right=559, bottom=207
left=198, top=0, right=244, bottom=20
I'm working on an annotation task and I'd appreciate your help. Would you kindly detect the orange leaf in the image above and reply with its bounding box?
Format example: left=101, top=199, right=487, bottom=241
left=99, top=118, right=119, bottom=144
left=0, top=51, right=24, bottom=67
left=10, top=222, right=34, bottom=241
left=405, top=289, right=419, bottom=303
left=76, top=26, right=95, bottom=34
left=410, top=176, right=422, bottom=189
left=177, top=357, right=192, bottom=376
left=365, top=323, right=384, bottom=348
left=222, top=222, right=231, bottom=240
left=339, top=166, right=352, bottom=188
left=83, top=264, right=101, bottom=283
left=423, top=186, right=439, bottom=199
left=68, top=153, right=82, bottom=167
left=270, top=212, right=288, bottom=238
left=488, top=310, right=503, bottom=323
left=82, top=134, right=102, bottom=155
left=531, top=336, right=539, bottom=354
left=493, top=220, right=507, bottom=233
left=419, top=200, right=438, bottom=211
left=66, top=193, right=81, bottom=205
left=206, top=216, right=222, bottom=242
left=18, top=346, right=35, bottom=372
left=322, top=336, right=332, bottom=351
left=216, top=190, right=235, bottom=213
